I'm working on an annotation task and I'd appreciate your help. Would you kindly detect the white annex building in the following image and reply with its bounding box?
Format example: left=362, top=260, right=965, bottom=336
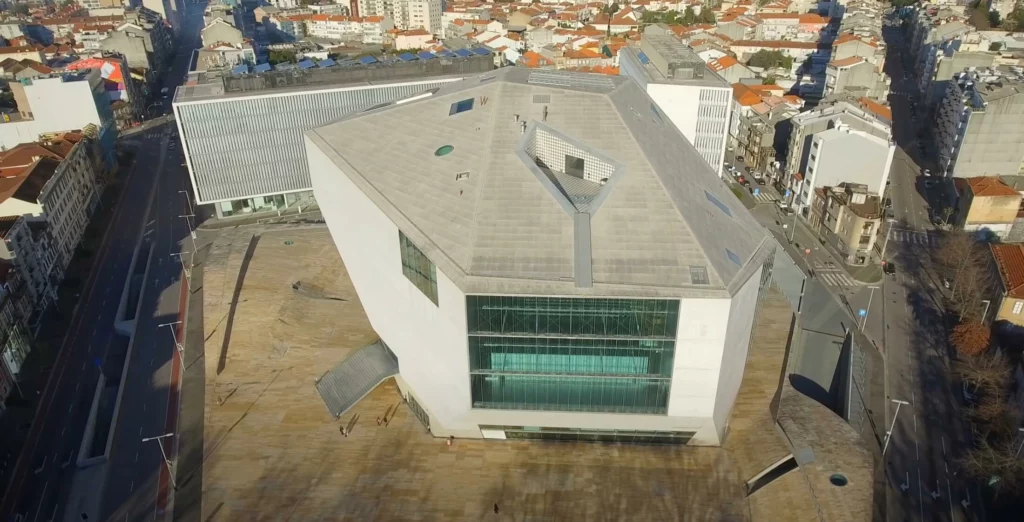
left=306, top=68, right=775, bottom=446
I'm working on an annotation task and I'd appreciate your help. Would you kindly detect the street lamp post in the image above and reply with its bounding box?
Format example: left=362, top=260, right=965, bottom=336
left=159, top=320, right=184, bottom=360
left=141, top=433, right=177, bottom=489
left=170, top=252, right=190, bottom=292
left=179, top=191, right=197, bottom=240
left=981, top=299, right=992, bottom=325
left=179, top=214, right=198, bottom=255
left=883, top=398, right=911, bottom=456
left=862, top=285, right=881, bottom=329
left=879, top=219, right=895, bottom=261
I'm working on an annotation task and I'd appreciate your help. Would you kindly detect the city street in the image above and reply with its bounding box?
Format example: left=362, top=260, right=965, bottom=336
left=0, top=2, right=205, bottom=520
left=849, top=19, right=981, bottom=522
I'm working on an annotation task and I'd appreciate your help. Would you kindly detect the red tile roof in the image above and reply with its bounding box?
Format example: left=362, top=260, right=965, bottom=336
left=991, top=243, right=1024, bottom=298
left=732, top=83, right=762, bottom=106
left=966, top=176, right=1021, bottom=197
left=829, top=56, right=865, bottom=68
left=857, top=97, right=892, bottom=122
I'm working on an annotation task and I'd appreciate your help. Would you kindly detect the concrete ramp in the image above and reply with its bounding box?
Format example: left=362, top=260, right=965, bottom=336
left=315, top=340, right=399, bottom=419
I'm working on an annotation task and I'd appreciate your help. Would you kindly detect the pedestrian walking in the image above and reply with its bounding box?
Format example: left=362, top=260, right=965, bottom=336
left=493, top=503, right=499, bottom=514
left=377, top=416, right=382, bottom=426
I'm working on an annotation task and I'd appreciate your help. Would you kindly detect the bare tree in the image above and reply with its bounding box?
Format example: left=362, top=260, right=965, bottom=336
left=959, top=436, right=1024, bottom=493
left=937, top=231, right=996, bottom=321
left=956, top=350, right=1011, bottom=391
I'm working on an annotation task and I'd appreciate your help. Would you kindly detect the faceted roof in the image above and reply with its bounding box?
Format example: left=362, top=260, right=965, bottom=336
left=306, top=67, right=771, bottom=298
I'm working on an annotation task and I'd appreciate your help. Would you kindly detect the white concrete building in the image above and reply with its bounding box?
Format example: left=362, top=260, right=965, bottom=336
left=305, top=68, right=775, bottom=445
left=0, top=70, right=117, bottom=154
left=792, top=123, right=895, bottom=216
left=619, top=31, right=733, bottom=177
left=358, top=0, right=441, bottom=35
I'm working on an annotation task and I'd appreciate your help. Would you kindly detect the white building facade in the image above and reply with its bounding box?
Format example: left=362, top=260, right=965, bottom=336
left=306, top=68, right=774, bottom=445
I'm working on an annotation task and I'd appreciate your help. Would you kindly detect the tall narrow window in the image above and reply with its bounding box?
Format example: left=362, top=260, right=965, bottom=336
left=399, top=231, right=438, bottom=305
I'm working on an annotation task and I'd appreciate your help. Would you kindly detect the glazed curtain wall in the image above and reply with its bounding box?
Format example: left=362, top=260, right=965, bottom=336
left=467, top=296, right=680, bottom=414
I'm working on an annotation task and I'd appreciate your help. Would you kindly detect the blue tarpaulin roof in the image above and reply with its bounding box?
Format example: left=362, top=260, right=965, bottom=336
left=231, top=64, right=248, bottom=75
left=417, top=51, right=435, bottom=60
left=253, top=63, right=271, bottom=73
left=454, top=49, right=473, bottom=57
left=359, top=55, right=377, bottom=65
left=297, top=59, right=315, bottom=69
left=318, top=58, right=336, bottom=67
left=472, top=48, right=491, bottom=56
left=397, top=53, right=417, bottom=62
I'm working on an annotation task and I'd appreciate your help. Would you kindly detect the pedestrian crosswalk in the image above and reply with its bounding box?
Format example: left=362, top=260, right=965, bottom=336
left=753, top=191, right=779, bottom=203
left=817, top=270, right=858, bottom=288
left=890, top=229, right=940, bottom=247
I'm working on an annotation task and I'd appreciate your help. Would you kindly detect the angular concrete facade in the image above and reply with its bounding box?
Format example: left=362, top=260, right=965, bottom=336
left=306, top=69, right=774, bottom=445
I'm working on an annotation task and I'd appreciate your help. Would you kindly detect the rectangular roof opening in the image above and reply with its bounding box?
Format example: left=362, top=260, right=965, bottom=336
left=449, top=98, right=474, bottom=115
left=705, top=190, right=732, bottom=217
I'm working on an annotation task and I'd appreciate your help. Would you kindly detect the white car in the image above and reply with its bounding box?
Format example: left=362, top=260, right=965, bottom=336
left=922, top=168, right=930, bottom=177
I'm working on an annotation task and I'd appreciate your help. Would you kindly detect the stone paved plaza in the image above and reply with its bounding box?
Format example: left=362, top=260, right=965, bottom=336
left=196, top=227, right=864, bottom=521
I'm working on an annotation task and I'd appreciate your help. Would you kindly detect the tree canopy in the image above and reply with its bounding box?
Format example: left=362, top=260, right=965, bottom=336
left=268, top=50, right=297, bottom=65
left=747, top=49, right=793, bottom=70
left=951, top=321, right=991, bottom=357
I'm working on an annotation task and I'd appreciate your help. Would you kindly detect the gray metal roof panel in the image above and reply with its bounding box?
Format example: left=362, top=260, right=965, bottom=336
left=307, top=68, right=768, bottom=297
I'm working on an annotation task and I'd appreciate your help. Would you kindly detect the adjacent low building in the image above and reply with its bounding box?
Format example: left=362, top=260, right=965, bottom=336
left=173, top=50, right=494, bottom=217
left=953, top=177, right=1023, bottom=239
left=306, top=68, right=774, bottom=445
left=810, top=183, right=882, bottom=266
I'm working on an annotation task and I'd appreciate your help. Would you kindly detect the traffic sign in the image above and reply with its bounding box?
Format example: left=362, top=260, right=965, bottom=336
left=784, top=189, right=791, bottom=197
left=858, top=309, right=867, bottom=318
left=753, top=188, right=760, bottom=196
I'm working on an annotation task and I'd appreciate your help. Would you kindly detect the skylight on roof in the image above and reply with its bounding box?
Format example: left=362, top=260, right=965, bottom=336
left=705, top=191, right=732, bottom=217
left=651, top=104, right=663, bottom=124
left=726, top=249, right=742, bottom=266
left=449, top=98, right=474, bottom=115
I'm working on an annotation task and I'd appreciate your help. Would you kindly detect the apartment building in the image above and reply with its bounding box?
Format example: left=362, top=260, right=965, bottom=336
left=1, top=69, right=117, bottom=169
left=754, top=13, right=831, bottom=42
left=935, top=68, right=1024, bottom=178
left=784, top=99, right=891, bottom=191
left=790, top=123, right=894, bottom=217
left=304, top=15, right=394, bottom=43
left=810, top=183, right=882, bottom=266
left=357, top=0, right=441, bottom=35
left=97, top=9, right=175, bottom=83
left=619, top=29, right=732, bottom=177
left=306, top=67, right=774, bottom=445
left=0, top=139, right=98, bottom=320
left=0, top=262, right=32, bottom=389
left=989, top=243, right=1024, bottom=328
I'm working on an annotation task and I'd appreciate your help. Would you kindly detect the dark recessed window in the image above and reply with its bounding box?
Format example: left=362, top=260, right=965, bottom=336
left=565, top=154, right=585, bottom=179
left=449, top=98, right=474, bottom=115
left=399, top=231, right=438, bottom=305
left=726, top=249, right=742, bottom=266
left=705, top=190, right=732, bottom=217
left=689, top=266, right=709, bottom=285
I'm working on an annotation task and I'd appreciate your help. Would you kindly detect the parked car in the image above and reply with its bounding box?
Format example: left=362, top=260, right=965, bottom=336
left=883, top=262, right=896, bottom=275
left=756, top=177, right=766, bottom=185
left=736, top=155, right=745, bottom=163
left=884, top=198, right=892, bottom=208
left=740, top=178, right=751, bottom=188
left=922, top=168, right=931, bottom=177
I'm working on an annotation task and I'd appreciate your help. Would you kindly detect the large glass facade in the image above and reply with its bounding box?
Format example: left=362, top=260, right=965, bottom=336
left=467, top=296, right=679, bottom=414
left=399, top=231, right=438, bottom=305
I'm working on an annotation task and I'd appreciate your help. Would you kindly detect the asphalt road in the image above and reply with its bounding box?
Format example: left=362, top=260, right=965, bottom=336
left=844, top=20, right=983, bottom=522
left=0, top=3, right=204, bottom=521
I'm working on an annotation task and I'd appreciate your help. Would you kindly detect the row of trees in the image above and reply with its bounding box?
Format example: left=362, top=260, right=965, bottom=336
left=939, top=231, right=1024, bottom=491
left=747, top=49, right=794, bottom=71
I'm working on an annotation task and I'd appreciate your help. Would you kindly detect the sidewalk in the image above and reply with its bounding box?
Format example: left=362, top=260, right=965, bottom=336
left=171, top=230, right=212, bottom=522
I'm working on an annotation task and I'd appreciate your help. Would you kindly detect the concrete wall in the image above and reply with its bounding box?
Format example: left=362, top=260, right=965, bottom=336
left=711, top=265, right=762, bottom=440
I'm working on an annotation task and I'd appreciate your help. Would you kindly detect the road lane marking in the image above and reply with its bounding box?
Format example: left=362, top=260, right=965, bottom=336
left=139, top=426, right=143, bottom=436
left=914, top=413, right=917, bottom=432
left=135, top=452, right=139, bottom=463
left=942, top=436, right=946, bottom=455
left=130, top=480, right=134, bottom=493
left=61, top=427, right=65, bottom=437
